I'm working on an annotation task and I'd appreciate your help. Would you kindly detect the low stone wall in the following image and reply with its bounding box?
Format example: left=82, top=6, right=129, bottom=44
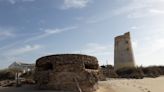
left=34, top=54, right=99, bottom=92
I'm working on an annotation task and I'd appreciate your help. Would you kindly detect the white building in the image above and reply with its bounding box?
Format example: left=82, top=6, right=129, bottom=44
left=8, top=61, right=35, bottom=73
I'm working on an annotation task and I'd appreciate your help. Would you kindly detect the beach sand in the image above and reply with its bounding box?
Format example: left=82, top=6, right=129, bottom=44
left=97, top=76, right=164, bottom=92
left=1, top=76, right=164, bottom=92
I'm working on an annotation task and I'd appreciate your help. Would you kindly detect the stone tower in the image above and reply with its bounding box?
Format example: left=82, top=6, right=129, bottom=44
left=114, top=32, right=135, bottom=70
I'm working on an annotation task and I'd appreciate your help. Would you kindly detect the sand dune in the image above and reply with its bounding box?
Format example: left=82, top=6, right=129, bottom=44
left=1, top=77, right=164, bottom=92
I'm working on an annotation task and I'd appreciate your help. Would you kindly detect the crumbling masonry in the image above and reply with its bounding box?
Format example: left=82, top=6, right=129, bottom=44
left=34, top=54, right=99, bottom=92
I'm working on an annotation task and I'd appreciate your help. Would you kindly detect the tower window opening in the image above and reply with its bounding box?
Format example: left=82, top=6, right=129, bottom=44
left=125, top=41, right=129, bottom=44
left=42, top=62, right=53, bottom=70
left=84, top=63, right=98, bottom=70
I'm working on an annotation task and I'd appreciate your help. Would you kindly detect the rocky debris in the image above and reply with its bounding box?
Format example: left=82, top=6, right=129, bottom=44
left=34, top=54, right=99, bottom=92
left=0, top=80, right=15, bottom=87
left=21, top=79, right=35, bottom=85
left=100, top=65, right=118, bottom=78
left=98, top=68, right=106, bottom=81
left=0, top=79, right=35, bottom=87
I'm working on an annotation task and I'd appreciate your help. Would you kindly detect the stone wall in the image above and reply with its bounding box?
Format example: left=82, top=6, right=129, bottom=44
left=114, top=32, right=135, bottom=70
left=34, top=54, right=99, bottom=92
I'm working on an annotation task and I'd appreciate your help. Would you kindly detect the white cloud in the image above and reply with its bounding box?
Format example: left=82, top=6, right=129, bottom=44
left=149, top=9, right=164, bottom=15
left=75, top=16, right=84, bottom=21
left=130, top=26, right=138, bottom=30
left=80, top=43, right=110, bottom=54
left=0, top=0, right=35, bottom=4
left=75, top=43, right=113, bottom=65
left=114, top=0, right=164, bottom=18
left=22, top=0, right=35, bottom=1
left=8, top=0, right=15, bottom=4
left=0, top=31, right=13, bottom=37
left=44, top=27, right=71, bottom=34
left=0, top=28, right=14, bottom=40
left=132, top=40, right=138, bottom=49
left=85, top=0, right=164, bottom=24
left=0, top=44, right=39, bottom=68
left=146, top=38, right=164, bottom=55
left=44, top=29, right=63, bottom=34
left=0, top=26, right=77, bottom=55
left=6, top=44, right=41, bottom=56
left=134, top=38, right=164, bottom=66
left=25, top=26, right=77, bottom=43
left=86, top=15, right=110, bottom=24
left=61, top=0, right=91, bottom=9
left=131, top=27, right=164, bottom=66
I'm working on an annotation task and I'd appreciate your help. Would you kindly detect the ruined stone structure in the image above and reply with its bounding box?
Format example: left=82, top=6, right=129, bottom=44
left=34, top=54, right=99, bottom=92
left=114, top=32, right=135, bottom=70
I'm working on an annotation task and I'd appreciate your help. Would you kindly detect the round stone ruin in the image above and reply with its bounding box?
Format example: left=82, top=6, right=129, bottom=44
left=34, top=54, right=99, bottom=92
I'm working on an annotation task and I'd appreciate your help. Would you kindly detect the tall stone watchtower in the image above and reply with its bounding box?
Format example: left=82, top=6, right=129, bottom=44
left=114, top=32, right=135, bottom=70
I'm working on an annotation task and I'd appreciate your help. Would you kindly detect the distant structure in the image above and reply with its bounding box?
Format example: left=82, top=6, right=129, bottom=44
left=34, top=54, right=99, bottom=92
left=114, top=32, right=135, bottom=70
left=8, top=61, right=35, bottom=73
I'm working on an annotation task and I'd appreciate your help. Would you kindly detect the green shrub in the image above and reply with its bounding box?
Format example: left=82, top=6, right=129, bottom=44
left=0, top=69, right=15, bottom=80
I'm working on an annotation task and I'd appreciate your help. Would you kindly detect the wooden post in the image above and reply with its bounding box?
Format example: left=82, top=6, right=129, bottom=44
left=16, top=72, right=19, bottom=87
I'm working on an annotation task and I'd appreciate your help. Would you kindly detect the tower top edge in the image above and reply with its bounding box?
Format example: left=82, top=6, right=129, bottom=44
left=115, top=32, right=130, bottom=40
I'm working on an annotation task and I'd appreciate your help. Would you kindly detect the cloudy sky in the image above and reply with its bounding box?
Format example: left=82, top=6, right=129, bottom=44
left=0, top=0, right=164, bottom=69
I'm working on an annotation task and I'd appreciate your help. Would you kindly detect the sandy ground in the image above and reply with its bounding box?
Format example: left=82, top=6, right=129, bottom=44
left=1, top=77, right=164, bottom=92
left=97, top=76, right=164, bottom=92
left=0, top=86, right=53, bottom=92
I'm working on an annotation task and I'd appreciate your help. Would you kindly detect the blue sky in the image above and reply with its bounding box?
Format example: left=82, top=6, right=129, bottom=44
left=0, top=0, right=164, bottom=69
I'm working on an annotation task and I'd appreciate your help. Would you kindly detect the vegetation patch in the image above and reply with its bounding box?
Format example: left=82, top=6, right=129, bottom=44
left=100, top=65, right=164, bottom=79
